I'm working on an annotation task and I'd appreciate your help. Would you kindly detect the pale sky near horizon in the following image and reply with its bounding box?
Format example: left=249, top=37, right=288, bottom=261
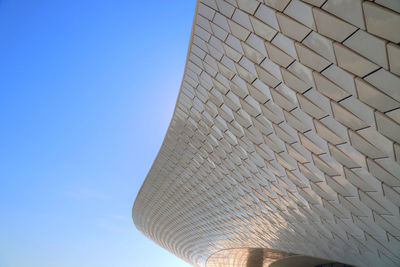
left=0, top=1, right=195, bottom=266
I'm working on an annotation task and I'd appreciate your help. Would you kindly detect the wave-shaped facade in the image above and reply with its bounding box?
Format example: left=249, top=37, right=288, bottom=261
left=133, top=0, right=400, bottom=266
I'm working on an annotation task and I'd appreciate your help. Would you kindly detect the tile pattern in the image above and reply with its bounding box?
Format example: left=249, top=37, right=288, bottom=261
left=206, top=248, right=295, bottom=266
left=133, top=0, right=400, bottom=266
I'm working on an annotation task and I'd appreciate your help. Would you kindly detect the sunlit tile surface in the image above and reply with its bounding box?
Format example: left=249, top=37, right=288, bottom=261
left=133, top=1, right=400, bottom=266
left=206, top=248, right=295, bottom=266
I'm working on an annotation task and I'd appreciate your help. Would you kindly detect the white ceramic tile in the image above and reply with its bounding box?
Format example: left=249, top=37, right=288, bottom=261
left=193, top=34, right=208, bottom=51
left=275, top=82, right=297, bottom=105
left=300, top=132, right=326, bottom=154
left=367, top=158, right=400, bottom=187
left=355, top=78, right=400, bottom=113
left=237, top=0, right=260, bottom=14
left=320, top=115, right=349, bottom=142
left=248, top=82, right=270, bottom=104
left=213, top=12, right=230, bottom=31
left=188, top=60, right=202, bottom=76
left=200, top=0, right=217, bottom=9
left=331, top=102, right=368, bottom=131
left=200, top=70, right=213, bottom=86
left=297, top=94, right=328, bottom=119
left=314, top=119, right=345, bottom=145
left=249, top=16, right=277, bottom=41
left=191, top=44, right=207, bottom=59
left=313, top=8, right=357, bottom=42
left=349, top=130, right=387, bottom=159
left=204, top=54, right=218, bottom=70
left=217, top=62, right=235, bottom=79
left=340, top=96, right=375, bottom=126
left=254, top=3, right=280, bottom=30
left=322, top=0, right=365, bottom=29
left=343, top=30, right=388, bottom=69
left=231, top=75, right=250, bottom=97
left=387, top=43, right=400, bottom=76
left=364, top=69, right=400, bottom=103
left=242, top=42, right=265, bottom=64
left=210, top=35, right=224, bottom=52
left=223, top=43, right=242, bottom=62
left=264, top=0, right=291, bottom=11
left=260, top=58, right=281, bottom=80
left=215, top=72, right=230, bottom=90
left=358, top=127, right=394, bottom=159
left=284, top=0, right=315, bottom=29
left=272, top=33, right=297, bottom=59
left=246, top=33, right=268, bottom=56
left=207, top=42, right=223, bottom=60
left=244, top=95, right=262, bottom=115
left=375, top=112, right=400, bottom=143
left=255, top=65, right=280, bottom=88
left=321, top=64, right=356, bottom=95
left=287, top=61, right=315, bottom=88
left=283, top=109, right=311, bottom=133
left=302, top=0, right=325, bottom=7
left=344, top=168, right=379, bottom=192
left=215, top=0, right=235, bottom=18
left=338, top=195, right=369, bottom=216
left=313, top=71, right=350, bottom=101
left=261, top=104, right=282, bottom=125
left=364, top=2, right=400, bottom=43
left=270, top=87, right=297, bottom=111
left=375, top=157, right=400, bottom=185
left=333, top=43, right=380, bottom=78
left=383, top=184, right=400, bottom=209
left=376, top=0, right=400, bottom=13
left=265, top=42, right=294, bottom=68
left=197, top=14, right=212, bottom=33
left=195, top=25, right=211, bottom=41
left=224, top=91, right=241, bottom=111
left=232, top=8, right=253, bottom=31
left=302, top=31, right=336, bottom=63
left=189, top=53, right=203, bottom=70
left=239, top=56, right=257, bottom=75
left=228, top=19, right=250, bottom=41
left=281, top=68, right=311, bottom=94
left=304, top=88, right=332, bottom=115
left=386, top=108, right=400, bottom=125
left=226, top=34, right=244, bottom=53
left=295, top=43, right=330, bottom=72
left=211, top=22, right=229, bottom=41
left=276, top=13, right=312, bottom=42
left=198, top=2, right=215, bottom=20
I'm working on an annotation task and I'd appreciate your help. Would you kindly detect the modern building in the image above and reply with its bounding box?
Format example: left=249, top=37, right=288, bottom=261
left=132, top=0, right=400, bottom=266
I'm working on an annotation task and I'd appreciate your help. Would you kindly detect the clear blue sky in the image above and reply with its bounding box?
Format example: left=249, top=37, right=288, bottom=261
left=0, top=1, right=194, bottom=266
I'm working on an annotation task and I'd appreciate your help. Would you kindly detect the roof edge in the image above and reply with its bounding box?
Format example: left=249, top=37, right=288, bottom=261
left=132, top=0, right=200, bottom=228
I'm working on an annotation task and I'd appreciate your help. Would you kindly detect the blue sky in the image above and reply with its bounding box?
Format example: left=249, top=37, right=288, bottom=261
left=0, top=1, right=194, bottom=266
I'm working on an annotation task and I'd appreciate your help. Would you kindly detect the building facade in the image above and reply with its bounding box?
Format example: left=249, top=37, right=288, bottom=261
left=133, top=0, right=400, bottom=266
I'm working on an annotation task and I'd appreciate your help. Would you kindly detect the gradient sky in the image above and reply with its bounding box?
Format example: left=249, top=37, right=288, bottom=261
left=0, top=1, right=195, bottom=266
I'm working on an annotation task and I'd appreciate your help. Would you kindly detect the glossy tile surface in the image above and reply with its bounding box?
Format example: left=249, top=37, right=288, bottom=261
left=133, top=1, right=400, bottom=267
left=363, top=1, right=400, bottom=43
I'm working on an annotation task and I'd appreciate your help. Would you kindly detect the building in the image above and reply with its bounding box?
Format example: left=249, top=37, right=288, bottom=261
left=132, top=0, right=400, bottom=266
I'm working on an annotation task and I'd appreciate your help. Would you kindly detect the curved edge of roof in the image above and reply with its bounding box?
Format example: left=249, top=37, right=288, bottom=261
left=132, top=0, right=200, bottom=229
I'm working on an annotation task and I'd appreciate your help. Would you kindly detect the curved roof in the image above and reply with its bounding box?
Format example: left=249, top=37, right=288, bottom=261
left=133, top=1, right=400, bottom=266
